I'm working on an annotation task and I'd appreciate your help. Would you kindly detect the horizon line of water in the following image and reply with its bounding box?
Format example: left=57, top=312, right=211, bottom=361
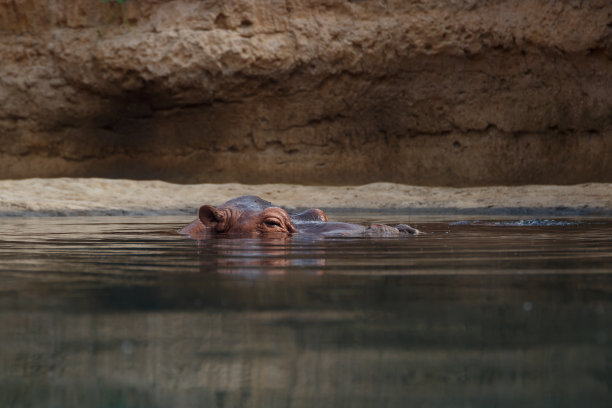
left=1, top=206, right=611, bottom=218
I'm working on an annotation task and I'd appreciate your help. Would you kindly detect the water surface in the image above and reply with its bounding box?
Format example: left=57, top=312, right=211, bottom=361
left=1, top=214, right=611, bottom=407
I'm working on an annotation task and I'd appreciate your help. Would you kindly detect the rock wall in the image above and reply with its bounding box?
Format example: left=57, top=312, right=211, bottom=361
left=1, top=0, right=611, bottom=185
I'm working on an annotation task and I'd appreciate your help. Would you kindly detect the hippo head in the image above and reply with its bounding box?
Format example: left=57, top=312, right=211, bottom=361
left=198, top=205, right=298, bottom=235
left=179, top=196, right=421, bottom=238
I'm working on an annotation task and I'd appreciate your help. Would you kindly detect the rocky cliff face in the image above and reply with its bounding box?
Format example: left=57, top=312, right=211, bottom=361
left=1, top=0, right=611, bottom=185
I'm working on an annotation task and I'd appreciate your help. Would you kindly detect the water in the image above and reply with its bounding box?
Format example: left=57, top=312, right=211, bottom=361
left=1, top=214, right=611, bottom=408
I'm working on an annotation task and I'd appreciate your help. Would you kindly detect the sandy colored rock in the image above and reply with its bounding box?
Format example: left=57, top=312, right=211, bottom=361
left=0, top=178, right=610, bottom=216
left=1, top=1, right=611, bottom=185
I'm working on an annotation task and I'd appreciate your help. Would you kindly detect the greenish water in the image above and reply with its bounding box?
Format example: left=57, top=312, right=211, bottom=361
left=0, top=214, right=611, bottom=408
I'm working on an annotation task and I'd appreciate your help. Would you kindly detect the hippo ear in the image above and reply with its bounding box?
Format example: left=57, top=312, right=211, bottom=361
left=198, top=205, right=223, bottom=228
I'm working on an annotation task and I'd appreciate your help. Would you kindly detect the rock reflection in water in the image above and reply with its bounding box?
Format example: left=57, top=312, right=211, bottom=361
left=2, top=275, right=610, bottom=408
left=0, top=216, right=610, bottom=408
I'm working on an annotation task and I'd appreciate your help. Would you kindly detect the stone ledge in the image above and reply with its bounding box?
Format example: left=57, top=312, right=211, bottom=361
left=1, top=178, right=610, bottom=216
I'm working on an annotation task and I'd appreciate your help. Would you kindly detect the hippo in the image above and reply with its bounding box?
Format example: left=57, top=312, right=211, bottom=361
left=179, top=195, right=420, bottom=237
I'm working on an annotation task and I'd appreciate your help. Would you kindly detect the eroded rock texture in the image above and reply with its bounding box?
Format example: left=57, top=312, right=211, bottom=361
left=1, top=0, right=611, bottom=185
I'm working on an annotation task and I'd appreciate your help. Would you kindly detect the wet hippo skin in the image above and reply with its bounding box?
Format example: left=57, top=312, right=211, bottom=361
left=179, top=195, right=420, bottom=237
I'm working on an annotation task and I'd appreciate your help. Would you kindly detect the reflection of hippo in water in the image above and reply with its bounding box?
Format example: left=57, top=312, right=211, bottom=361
left=179, top=195, right=420, bottom=237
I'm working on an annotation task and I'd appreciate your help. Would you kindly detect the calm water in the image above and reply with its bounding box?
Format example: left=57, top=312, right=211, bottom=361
left=0, top=214, right=611, bottom=408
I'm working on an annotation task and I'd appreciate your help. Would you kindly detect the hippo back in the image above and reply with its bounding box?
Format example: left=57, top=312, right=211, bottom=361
left=296, top=222, right=366, bottom=236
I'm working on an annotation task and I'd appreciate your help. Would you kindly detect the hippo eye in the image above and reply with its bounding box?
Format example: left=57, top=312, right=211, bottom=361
left=264, top=219, right=282, bottom=228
